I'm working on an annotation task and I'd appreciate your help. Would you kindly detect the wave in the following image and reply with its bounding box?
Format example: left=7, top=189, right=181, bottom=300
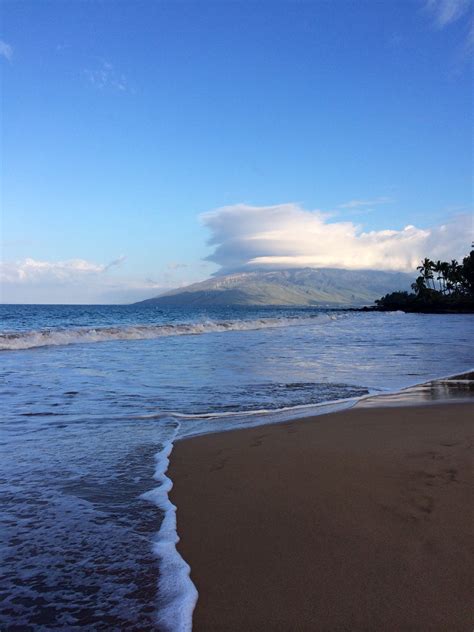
left=135, top=394, right=367, bottom=422
left=0, top=314, right=344, bottom=350
left=140, top=421, right=198, bottom=632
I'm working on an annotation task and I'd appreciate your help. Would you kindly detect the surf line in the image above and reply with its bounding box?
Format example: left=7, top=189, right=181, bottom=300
left=141, top=420, right=198, bottom=632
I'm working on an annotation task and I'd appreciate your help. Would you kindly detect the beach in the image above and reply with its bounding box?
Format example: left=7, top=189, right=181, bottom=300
left=170, top=399, right=474, bottom=631
left=2, top=305, right=473, bottom=629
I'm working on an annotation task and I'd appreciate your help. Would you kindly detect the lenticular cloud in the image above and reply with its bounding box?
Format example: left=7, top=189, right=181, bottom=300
left=201, top=203, right=471, bottom=274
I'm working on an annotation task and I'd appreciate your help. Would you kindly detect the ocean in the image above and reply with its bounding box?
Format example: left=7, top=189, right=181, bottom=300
left=1, top=304, right=473, bottom=630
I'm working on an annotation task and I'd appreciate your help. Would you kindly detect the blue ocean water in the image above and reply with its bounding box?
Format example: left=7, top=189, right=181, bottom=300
left=1, top=304, right=473, bottom=630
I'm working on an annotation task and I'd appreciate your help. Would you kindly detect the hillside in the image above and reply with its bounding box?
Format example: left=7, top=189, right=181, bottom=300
left=137, top=268, right=413, bottom=307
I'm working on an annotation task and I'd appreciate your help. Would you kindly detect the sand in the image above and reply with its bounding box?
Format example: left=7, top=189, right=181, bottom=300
left=169, top=402, right=474, bottom=631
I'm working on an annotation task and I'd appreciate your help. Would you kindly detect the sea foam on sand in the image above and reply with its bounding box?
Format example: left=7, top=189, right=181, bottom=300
left=141, top=423, right=198, bottom=632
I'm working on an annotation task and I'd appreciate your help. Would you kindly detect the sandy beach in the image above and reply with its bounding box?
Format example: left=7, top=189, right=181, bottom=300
left=169, top=399, right=473, bottom=631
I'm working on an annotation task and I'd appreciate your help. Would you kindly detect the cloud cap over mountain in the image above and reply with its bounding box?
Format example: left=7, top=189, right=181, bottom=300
left=201, top=204, right=471, bottom=275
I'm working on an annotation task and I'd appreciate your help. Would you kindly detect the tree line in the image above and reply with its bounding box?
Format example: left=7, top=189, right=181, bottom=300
left=375, top=249, right=474, bottom=312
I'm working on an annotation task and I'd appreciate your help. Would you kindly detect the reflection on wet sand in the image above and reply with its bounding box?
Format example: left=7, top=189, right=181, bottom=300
left=358, top=371, right=474, bottom=407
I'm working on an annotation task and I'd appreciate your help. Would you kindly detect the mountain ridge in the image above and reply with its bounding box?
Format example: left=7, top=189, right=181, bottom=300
left=136, top=268, right=413, bottom=307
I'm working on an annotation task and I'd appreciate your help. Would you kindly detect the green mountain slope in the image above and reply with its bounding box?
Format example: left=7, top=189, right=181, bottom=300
left=137, top=268, right=413, bottom=306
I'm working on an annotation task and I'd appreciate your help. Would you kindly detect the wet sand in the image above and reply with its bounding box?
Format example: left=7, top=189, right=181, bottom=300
left=169, top=398, right=473, bottom=631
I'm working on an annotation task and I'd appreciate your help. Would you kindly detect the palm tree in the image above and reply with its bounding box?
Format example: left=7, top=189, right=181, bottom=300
left=417, top=258, right=435, bottom=290
left=448, top=259, right=463, bottom=294
left=433, top=260, right=443, bottom=292
left=436, top=261, right=451, bottom=294
left=411, top=276, right=426, bottom=297
left=461, top=250, right=474, bottom=294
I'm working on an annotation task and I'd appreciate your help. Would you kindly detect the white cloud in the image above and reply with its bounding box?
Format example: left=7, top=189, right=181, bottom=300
left=103, top=255, right=127, bottom=271
left=0, top=255, right=208, bottom=304
left=467, top=19, right=474, bottom=50
left=425, top=0, right=472, bottom=27
left=167, top=262, right=189, bottom=270
left=338, top=197, right=393, bottom=209
left=1, top=258, right=103, bottom=283
left=0, top=256, right=132, bottom=303
left=424, top=0, right=474, bottom=54
left=0, top=40, right=13, bottom=61
left=201, top=203, right=472, bottom=274
left=84, top=60, right=128, bottom=91
left=0, top=256, right=126, bottom=284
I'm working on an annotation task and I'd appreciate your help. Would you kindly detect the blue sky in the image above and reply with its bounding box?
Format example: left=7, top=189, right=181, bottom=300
left=1, top=0, right=473, bottom=303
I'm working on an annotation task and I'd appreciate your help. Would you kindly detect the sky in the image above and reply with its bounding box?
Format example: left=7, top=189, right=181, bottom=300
left=1, top=0, right=473, bottom=303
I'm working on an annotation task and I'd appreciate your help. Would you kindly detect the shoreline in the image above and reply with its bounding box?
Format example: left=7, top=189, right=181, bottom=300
left=169, top=380, right=474, bottom=631
left=173, top=370, right=474, bottom=444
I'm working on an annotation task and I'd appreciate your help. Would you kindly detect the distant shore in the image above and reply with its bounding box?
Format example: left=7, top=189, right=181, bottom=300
left=356, top=305, right=474, bottom=314
left=169, top=377, right=473, bottom=631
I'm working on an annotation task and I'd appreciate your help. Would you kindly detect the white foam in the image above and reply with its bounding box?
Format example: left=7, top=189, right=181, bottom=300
left=135, top=396, right=362, bottom=422
left=140, top=424, right=198, bottom=632
left=0, top=314, right=344, bottom=350
left=176, top=396, right=362, bottom=440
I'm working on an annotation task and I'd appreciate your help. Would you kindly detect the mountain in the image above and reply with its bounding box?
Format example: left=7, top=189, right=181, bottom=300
left=136, top=268, right=414, bottom=307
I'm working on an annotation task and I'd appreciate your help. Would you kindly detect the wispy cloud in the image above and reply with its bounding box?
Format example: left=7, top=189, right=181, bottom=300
left=0, top=40, right=13, bottom=62
left=0, top=256, right=138, bottom=304
left=84, top=60, right=128, bottom=91
left=103, top=255, right=127, bottom=271
left=338, top=197, right=394, bottom=209
left=467, top=18, right=474, bottom=50
left=425, top=0, right=472, bottom=28
left=201, top=203, right=472, bottom=274
left=0, top=256, right=124, bottom=284
left=0, top=255, right=208, bottom=304
left=424, top=0, right=474, bottom=53
left=167, top=262, right=189, bottom=270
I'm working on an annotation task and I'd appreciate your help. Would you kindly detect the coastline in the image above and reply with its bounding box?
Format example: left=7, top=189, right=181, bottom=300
left=169, top=379, right=474, bottom=631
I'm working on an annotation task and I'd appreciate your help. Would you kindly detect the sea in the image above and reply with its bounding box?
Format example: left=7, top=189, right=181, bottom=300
left=1, top=304, right=473, bottom=631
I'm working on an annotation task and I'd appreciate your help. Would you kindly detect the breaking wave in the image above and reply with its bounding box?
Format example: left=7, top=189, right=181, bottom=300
left=0, top=314, right=344, bottom=351
left=141, top=422, right=198, bottom=632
